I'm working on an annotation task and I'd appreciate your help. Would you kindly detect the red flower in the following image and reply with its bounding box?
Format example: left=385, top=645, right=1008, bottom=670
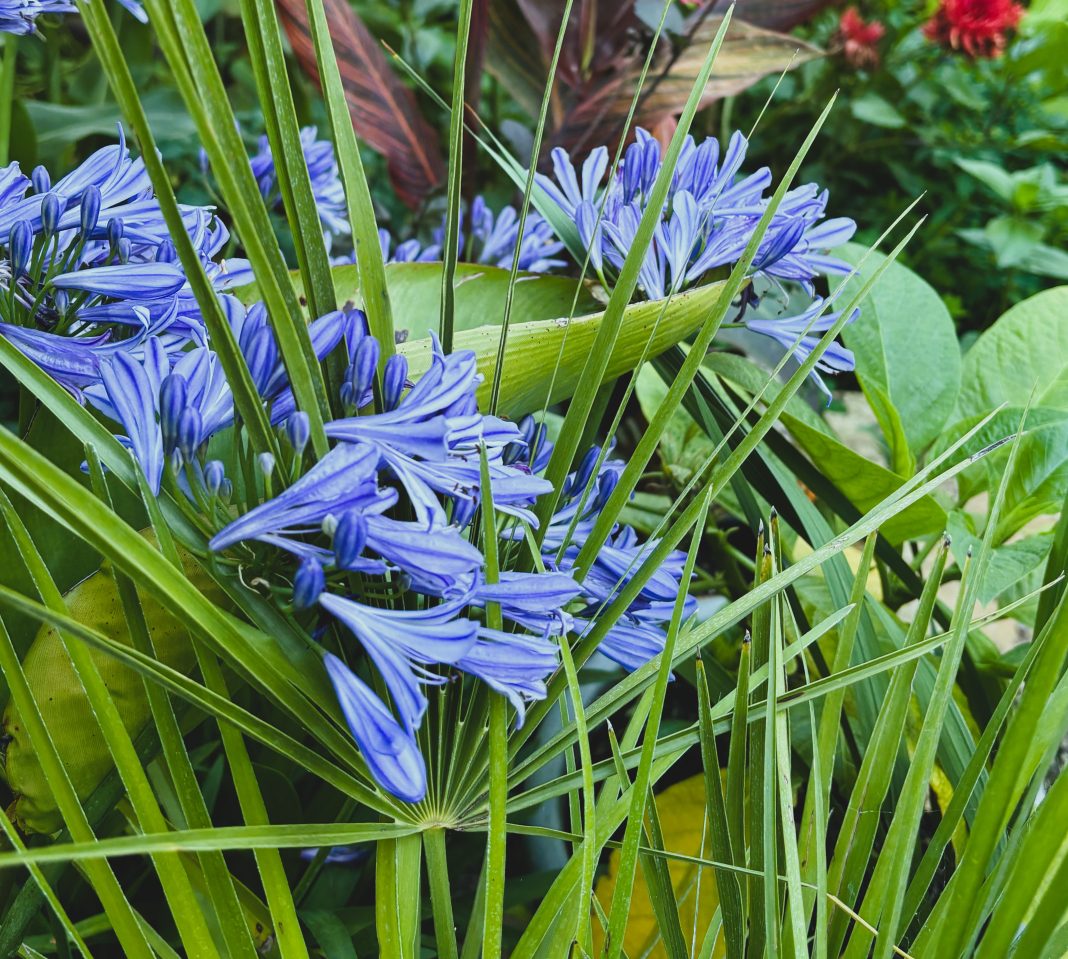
left=923, top=0, right=1025, bottom=58
left=838, top=6, right=887, bottom=69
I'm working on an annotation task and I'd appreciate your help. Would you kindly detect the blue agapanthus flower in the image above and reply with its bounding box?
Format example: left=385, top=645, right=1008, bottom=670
left=536, top=129, right=859, bottom=396
left=0, top=130, right=245, bottom=396
left=0, top=0, right=144, bottom=34
left=83, top=299, right=355, bottom=492
left=198, top=320, right=687, bottom=804
left=246, top=126, right=350, bottom=252
left=368, top=197, right=566, bottom=275
left=504, top=427, right=697, bottom=672
left=0, top=0, right=74, bottom=33
left=744, top=296, right=860, bottom=403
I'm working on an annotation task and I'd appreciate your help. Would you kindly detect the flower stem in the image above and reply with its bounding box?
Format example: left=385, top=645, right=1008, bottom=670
left=0, top=35, right=17, bottom=167
left=483, top=692, right=508, bottom=958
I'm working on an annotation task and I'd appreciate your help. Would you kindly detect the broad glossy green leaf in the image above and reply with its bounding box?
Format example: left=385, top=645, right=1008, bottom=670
left=947, top=511, right=1054, bottom=604
left=956, top=285, right=1068, bottom=418
left=237, top=262, right=601, bottom=340
left=398, top=278, right=727, bottom=419
left=838, top=242, right=961, bottom=457
left=781, top=412, right=946, bottom=543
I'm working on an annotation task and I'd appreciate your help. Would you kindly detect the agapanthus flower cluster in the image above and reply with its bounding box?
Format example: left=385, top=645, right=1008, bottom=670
left=126, top=316, right=688, bottom=803
left=246, top=126, right=350, bottom=252
left=0, top=0, right=144, bottom=34
left=0, top=128, right=247, bottom=399
left=377, top=196, right=566, bottom=274
left=537, top=129, right=859, bottom=398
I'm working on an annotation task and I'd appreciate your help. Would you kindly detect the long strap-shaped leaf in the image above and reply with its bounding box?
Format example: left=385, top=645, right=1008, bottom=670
left=0, top=491, right=220, bottom=958
left=134, top=478, right=309, bottom=959
left=302, top=0, right=396, bottom=361
left=239, top=0, right=336, bottom=322
left=0, top=615, right=155, bottom=958
left=0, top=821, right=420, bottom=868
left=0, top=428, right=405, bottom=818
left=88, top=456, right=261, bottom=959
left=603, top=487, right=711, bottom=959
left=487, top=0, right=576, bottom=413
left=74, top=0, right=278, bottom=460
left=140, top=0, right=331, bottom=452
left=438, top=0, right=476, bottom=352
left=477, top=447, right=509, bottom=957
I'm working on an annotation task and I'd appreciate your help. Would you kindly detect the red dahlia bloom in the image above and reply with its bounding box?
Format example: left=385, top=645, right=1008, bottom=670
left=838, top=6, right=887, bottom=69
left=923, top=0, right=1025, bottom=58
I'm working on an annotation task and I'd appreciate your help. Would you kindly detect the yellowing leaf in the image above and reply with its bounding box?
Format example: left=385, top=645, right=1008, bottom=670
left=592, top=775, right=726, bottom=958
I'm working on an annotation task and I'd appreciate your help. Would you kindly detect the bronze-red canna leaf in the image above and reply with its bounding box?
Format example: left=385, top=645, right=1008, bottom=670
left=276, top=0, right=445, bottom=208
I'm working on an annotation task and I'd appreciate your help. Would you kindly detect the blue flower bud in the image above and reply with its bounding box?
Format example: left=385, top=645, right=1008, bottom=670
left=80, top=186, right=101, bottom=236
left=257, top=452, right=276, bottom=478
left=245, top=328, right=277, bottom=394
left=159, top=373, right=188, bottom=454
left=31, top=166, right=50, bottom=194
left=593, top=469, right=619, bottom=510
left=53, top=290, right=70, bottom=316
left=156, top=238, right=177, bottom=263
left=177, top=407, right=203, bottom=461
left=452, top=497, right=476, bottom=529
left=350, top=335, right=379, bottom=402
left=502, top=438, right=523, bottom=466
left=573, top=446, right=601, bottom=495
left=204, top=460, right=226, bottom=496
left=117, top=238, right=132, bottom=264
left=40, top=194, right=62, bottom=238
left=9, top=221, right=32, bottom=276
left=107, top=217, right=124, bottom=248
left=219, top=479, right=233, bottom=502
left=519, top=414, right=537, bottom=447
left=382, top=354, right=408, bottom=410
left=197, top=147, right=210, bottom=175
left=292, top=558, right=325, bottom=611
left=285, top=411, right=310, bottom=454
left=333, top=510, right=368, bottom=569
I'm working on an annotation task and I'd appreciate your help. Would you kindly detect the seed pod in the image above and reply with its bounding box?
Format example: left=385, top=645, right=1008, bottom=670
left=1, top=531, right=227, bottom=835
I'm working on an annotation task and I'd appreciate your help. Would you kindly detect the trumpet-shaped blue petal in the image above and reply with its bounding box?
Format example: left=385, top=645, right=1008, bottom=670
left=323, top=653, right=426, bottom=803
left=320, top=593, right=477, bottom=733
left=210, top=443, right=382, bottom=551
left=51, top=262, right=186, bottom=300
left=457, top=627, right=559, bottom=727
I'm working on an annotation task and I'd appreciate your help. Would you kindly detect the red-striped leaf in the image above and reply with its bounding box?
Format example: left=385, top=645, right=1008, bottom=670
left=276, top=0, right=445, bottom=208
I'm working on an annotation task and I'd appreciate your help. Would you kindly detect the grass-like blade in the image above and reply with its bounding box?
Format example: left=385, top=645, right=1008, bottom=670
left=303, top=0, right=396, bottom=359
left=697, top=653, right=745, bottom=958
left=238, top=0, right=336, bottom=321
left=438, top=0, right=475, bottom=352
